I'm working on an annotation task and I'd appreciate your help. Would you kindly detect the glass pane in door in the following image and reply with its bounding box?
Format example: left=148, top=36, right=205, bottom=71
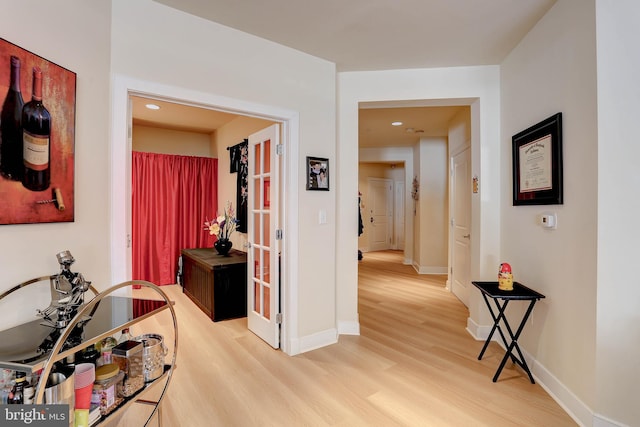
left=263, top=139, right=271, bottom=174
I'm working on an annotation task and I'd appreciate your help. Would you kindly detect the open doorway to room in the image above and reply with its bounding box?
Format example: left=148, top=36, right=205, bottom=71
left=110, top=76, right=300, bottom=354
left=128, top=95, right=276, bottom=285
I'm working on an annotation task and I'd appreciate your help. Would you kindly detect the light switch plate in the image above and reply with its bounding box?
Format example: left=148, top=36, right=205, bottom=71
left=319, top=210, right=327, bottom=224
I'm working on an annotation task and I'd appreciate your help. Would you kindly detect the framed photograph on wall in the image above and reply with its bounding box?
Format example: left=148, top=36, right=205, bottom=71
left=306, top=156, right=329, bottom=191
left=0, top=38, right=76, bottom=224
left=512, top=113, right=563, bottom=206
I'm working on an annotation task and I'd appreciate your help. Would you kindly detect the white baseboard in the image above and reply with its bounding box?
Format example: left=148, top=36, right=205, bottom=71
left=529, top=352, right=593, bottom=427
left=292, top=328, right=338, bottom=355
left=466, top=316, right=493, bottom=340
left=411, top=263, right=448, bottom=275
left=593, top=414, right=628, bottom=427
left=466, top=317, right=626, bottom=427
left=338, top=320, right=360, bottom=336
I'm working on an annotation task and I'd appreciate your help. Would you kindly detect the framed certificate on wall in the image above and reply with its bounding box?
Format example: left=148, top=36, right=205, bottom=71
left=512, top=113, right=563, bottom=206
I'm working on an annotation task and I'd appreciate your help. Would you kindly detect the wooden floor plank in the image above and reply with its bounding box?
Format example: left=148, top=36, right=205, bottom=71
left=115, top=250, right=576, bottom=426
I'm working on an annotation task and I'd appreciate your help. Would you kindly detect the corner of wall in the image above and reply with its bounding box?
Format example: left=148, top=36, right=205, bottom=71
left=338, top=320, right=360, bottom=336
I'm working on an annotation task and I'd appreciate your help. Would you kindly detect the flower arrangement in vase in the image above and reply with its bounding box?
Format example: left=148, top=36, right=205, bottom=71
left=203, top=202, right=238, bottom=255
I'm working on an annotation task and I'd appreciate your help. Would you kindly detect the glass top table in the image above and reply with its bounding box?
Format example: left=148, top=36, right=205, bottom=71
left=0, top=296, right=168, bottom=372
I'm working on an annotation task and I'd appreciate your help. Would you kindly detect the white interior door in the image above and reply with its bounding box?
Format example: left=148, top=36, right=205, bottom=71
left=247, top=124, right=280, bottom=348
left=451, top=148, right=471, bottom=307
left=368, top=177, right=393, bottom=252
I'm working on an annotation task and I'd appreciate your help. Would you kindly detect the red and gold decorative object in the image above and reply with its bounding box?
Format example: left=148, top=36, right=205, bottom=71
left=498, top=263, right=514, bottom=291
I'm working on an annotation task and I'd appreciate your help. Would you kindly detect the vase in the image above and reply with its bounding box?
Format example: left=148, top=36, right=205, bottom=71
left=214, top=239, right=233, bottom=256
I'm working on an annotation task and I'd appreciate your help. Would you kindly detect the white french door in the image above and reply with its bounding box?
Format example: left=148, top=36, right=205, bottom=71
left=247, top=124, right=280, bottom=348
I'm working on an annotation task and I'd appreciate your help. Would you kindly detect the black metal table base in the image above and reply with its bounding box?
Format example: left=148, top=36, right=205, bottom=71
left=472, top=281, right=545, bottom=384
left=477, top=295, right=537, bottom=383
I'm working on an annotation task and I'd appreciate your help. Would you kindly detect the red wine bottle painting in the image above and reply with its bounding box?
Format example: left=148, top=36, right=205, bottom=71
left=0, top=38, right=76, bottom=225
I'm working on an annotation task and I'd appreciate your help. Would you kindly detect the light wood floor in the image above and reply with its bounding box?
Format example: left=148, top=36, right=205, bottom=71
left=119, top=250, right=576, bottom=426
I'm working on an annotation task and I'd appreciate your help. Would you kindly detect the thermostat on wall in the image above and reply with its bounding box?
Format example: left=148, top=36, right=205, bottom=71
left=539, top=213, right=557, bottom=229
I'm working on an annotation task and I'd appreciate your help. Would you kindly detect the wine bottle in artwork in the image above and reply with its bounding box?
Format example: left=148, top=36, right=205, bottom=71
left=22, top=66, right=51, bottom=192
left=0, top=55, right=25, bottom=180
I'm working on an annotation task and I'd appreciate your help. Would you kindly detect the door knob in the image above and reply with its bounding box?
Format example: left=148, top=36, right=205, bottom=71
left=370, top=217, right=374, bottom=223
left=463, top=234, right=470, bottom=239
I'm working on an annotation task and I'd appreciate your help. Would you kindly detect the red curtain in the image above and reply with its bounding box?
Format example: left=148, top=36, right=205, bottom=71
left=132, top=151, right=218, bottom=285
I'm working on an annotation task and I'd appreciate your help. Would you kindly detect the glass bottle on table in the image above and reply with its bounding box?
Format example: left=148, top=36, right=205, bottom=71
left=97, top=336, right=118, bottom=366
left=118, top=328, right=132, bottom=344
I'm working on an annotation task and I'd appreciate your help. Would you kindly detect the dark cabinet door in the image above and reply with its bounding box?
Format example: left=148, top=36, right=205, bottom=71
left=213, top=263, right=247, bottom=321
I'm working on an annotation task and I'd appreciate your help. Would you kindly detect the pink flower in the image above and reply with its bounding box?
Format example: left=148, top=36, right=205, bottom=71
left=203, top=201, right=237, bottom=240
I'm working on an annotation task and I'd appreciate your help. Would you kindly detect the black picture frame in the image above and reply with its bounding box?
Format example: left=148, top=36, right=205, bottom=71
left=512, top=113, right=563, bottom=206
left=306, top=156, right=329, bottom=191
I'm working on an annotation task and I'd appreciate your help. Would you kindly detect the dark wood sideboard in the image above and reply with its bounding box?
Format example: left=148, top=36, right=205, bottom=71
left=180, top=248, right=247, bottom=322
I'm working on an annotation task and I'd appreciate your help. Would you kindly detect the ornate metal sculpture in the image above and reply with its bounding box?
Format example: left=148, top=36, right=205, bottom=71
left=36, top=250, right=92, bottom=329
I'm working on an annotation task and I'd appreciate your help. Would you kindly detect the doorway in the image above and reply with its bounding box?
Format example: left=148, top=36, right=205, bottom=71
left=357, top=102, right=470, bottom=308
left=110, top=74, right=300, bottom=354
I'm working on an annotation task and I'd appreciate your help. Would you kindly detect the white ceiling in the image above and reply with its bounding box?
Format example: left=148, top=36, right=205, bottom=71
left=136, top=1, right=556, bottom=148
left=153, top=0, right=556, bottom=72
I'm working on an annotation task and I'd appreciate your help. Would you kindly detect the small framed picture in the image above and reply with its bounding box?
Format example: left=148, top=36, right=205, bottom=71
left=306, top=156, right=329, bottom=191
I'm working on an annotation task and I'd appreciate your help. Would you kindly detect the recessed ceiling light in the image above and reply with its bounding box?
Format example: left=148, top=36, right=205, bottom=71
left=145, top=103, right=160, bottom=110
left=391, top=121, right=403, bottom=126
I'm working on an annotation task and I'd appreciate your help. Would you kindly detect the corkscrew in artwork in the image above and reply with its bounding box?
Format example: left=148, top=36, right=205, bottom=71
left=0, top=38, right=76, bottom=225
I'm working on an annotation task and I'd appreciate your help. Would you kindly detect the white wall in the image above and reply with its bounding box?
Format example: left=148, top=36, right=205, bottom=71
left=337, top=67, right=501, bottom=342
left=0, top=0, right=112, bottom=324
left=415, top=137, right=448, bottom=274
left=110, top=0, right=337, bottom=353
left=595, top=1, right=640, bottom=425
left=501, top=0, right=599, bottom=424
left=133, top=125, right=213, bottom=157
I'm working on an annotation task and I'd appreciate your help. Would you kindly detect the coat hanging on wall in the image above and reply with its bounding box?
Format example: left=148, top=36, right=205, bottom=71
left=226, top=139, right=248, bottom=232
left=229, top=142, right=242, bottom=173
